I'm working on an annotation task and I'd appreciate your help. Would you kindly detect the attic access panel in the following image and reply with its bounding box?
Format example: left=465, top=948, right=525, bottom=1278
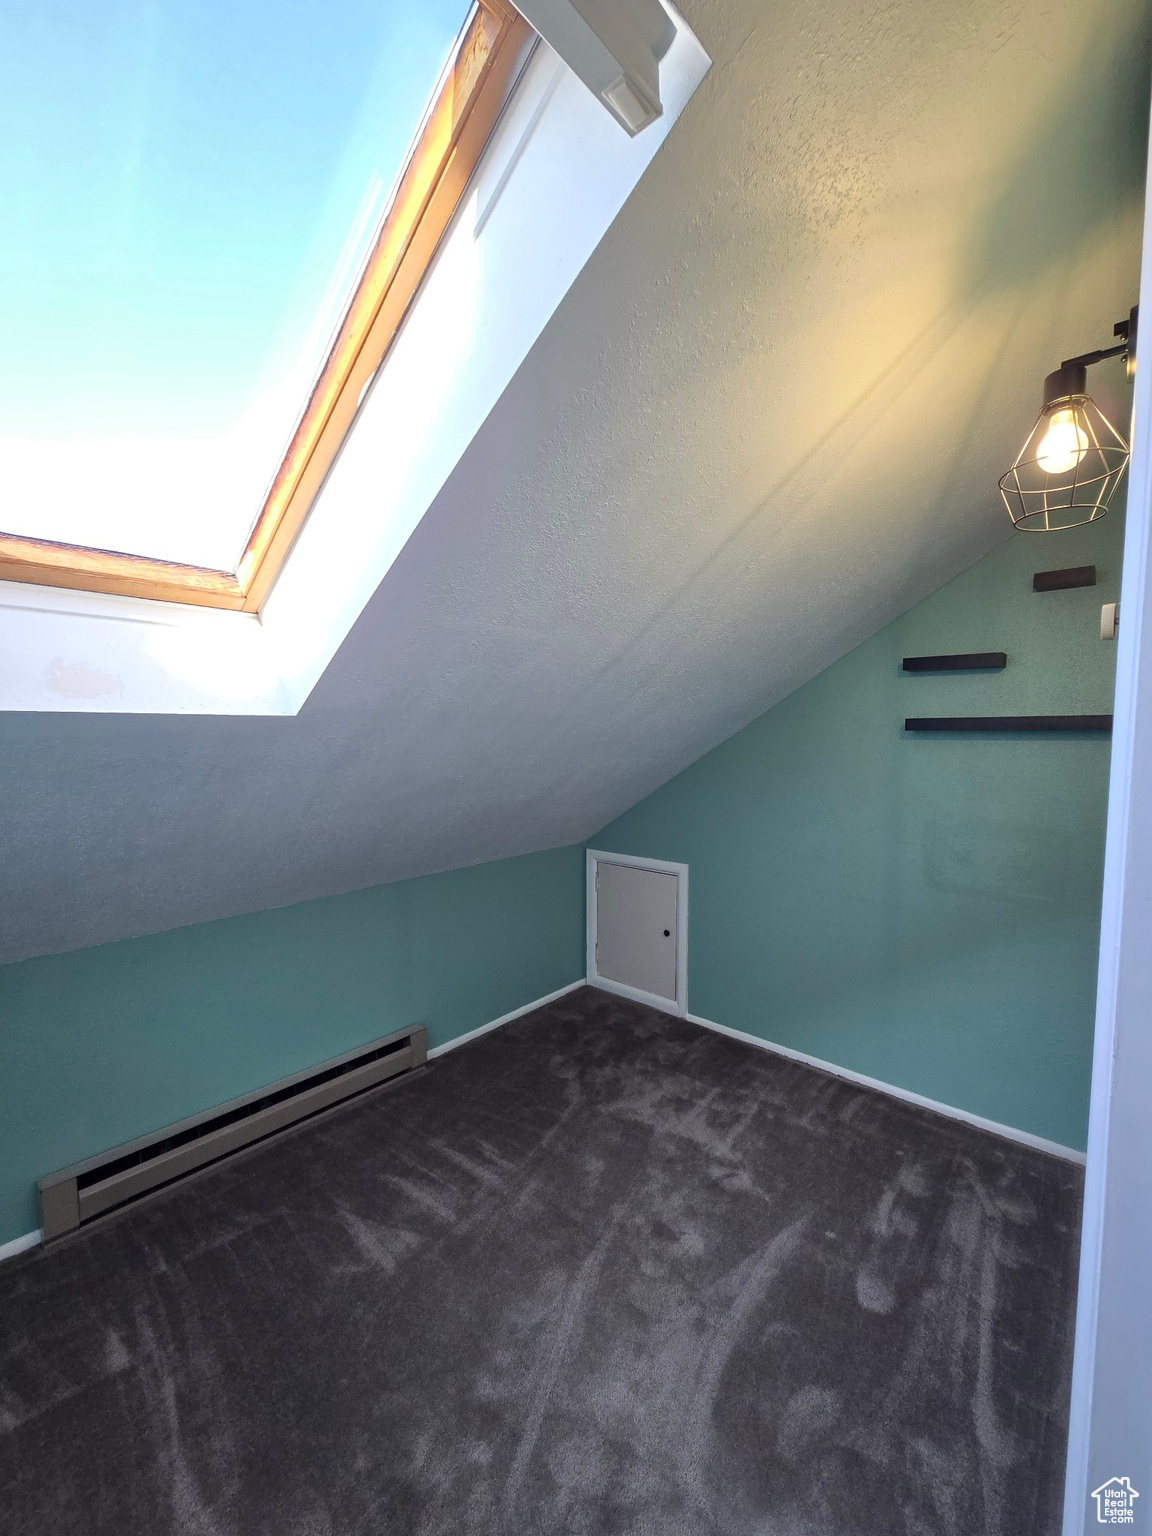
left=0, top=0, right=528, bottom=606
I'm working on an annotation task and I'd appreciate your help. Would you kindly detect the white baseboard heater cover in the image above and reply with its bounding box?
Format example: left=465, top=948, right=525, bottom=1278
left=38, top=1024, right=427, bottom=1244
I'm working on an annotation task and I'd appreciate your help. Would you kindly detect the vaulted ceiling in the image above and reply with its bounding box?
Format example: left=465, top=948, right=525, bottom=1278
left=1, top=0, right=1148, bottom=964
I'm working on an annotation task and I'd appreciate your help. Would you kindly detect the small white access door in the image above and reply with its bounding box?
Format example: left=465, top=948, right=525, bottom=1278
left=587, top=850, right=688, bottom=1016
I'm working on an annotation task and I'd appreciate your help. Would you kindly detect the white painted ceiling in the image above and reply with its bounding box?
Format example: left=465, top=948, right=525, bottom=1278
left=1, top=0, right=1148, bottom=964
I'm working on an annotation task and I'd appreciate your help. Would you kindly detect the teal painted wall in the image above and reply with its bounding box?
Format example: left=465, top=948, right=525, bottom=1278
left=0, top=844, right=584, bottom=1246
left=595, top=517, right=1124, bottom=1152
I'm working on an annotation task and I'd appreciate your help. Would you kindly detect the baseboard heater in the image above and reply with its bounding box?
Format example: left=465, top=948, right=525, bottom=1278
left=38, top=1024, right=427, bottom=1244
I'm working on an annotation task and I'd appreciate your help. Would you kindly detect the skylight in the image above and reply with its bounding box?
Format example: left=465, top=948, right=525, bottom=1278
left=0, top=0, right=515, bottom=591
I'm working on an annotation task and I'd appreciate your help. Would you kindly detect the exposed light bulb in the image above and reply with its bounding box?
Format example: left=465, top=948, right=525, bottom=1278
left=1036, top=407, right=1089, bottom=475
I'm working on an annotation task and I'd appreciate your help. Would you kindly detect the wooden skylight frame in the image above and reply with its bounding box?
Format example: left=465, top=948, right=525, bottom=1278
left=0, top=1, right=534, bottom=611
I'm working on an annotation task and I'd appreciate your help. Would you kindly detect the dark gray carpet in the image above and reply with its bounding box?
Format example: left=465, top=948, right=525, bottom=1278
left=0, top=988, right=1082, bottom=1535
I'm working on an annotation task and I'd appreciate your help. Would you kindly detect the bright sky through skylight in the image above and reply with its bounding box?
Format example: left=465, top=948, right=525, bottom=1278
left=0, top=0, right=467, bottom=570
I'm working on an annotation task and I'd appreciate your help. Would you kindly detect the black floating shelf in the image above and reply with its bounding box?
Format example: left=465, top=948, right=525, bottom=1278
left=1033, top=565, right=1097, bottom=592
left=903, top=652, right=1007, bottom=672
left=905, top=715, right=1112, bottom=733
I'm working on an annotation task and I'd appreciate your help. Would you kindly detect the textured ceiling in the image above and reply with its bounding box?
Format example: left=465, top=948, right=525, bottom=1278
left=1, top=0, right=1149, bottom=964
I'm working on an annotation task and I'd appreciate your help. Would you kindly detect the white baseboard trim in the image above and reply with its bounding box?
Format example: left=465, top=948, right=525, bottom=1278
left=586, top=974, right=684, bottom=1018
left=427, top=980, right=585, bottom=1060
left=0, top=1228, right=41, bottom=1265
left=687, top=1012, right=1087, bottom=1166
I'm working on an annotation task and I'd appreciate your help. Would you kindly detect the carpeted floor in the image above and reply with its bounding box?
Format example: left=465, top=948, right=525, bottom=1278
left=0, top=987, right=1083, bottom=1535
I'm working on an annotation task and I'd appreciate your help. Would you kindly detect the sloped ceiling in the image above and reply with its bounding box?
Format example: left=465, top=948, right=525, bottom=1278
left=1, top=0, right=1148, bottom=964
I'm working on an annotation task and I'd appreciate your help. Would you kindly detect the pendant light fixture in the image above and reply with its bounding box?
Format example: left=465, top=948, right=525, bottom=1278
left=999, top=307, right=1136, bottom=531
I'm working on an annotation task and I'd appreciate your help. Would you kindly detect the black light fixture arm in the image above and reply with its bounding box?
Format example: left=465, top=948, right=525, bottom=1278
left=1059, top=341, right=1128, bottom=370
left=1044, top=306, right=1138, bottom=406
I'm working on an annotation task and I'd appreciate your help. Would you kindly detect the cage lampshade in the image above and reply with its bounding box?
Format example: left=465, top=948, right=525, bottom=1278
left=999, top=363, right=1129, bottom=531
